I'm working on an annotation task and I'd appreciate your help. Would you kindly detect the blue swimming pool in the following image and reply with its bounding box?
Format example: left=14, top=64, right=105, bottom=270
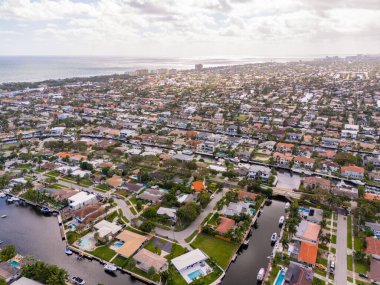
left=274, top=269, right=286, bottom=285
left=10, top=260, right=20, bottom=268
left=376, top=234, right=380, bottom=239
left=188, top=270, right=202, bottom=280
left=113, top=241, right=124, bottom=249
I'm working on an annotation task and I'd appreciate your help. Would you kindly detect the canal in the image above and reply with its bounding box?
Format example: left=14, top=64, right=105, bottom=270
left=0, top=198, right=144, bottom=285
left=222, top=200, right=286, bottom=285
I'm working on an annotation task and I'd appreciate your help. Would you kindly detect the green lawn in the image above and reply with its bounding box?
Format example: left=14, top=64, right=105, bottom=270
left=95, top=184, right=111, bottom=192
left=184, top=230, right=198, bottom=243
left=347, top=215, right=353, bottom=249
left=331, top=235, right=337, bottom=244
left=347, top=255, right=353, bottom=271
left=354, top=237, right=364, bottom=251
left=50, top=184, right=66, bottom=189
left=45, top=171, right=60, bottom=177
left=331, top=247, right=336, bottom=254
left=317, top=256, right=328, bottom=267
left=17, top=164, right=32, bottom=170
left=354, top=260, right=370, bottom=274
left=144, top=239, right=162, bottom=255
left=105, top=211, right=118, bottom=222
left=191, top=234, right=239, bottom=269
left=267, top=265, right=281, bottom=284
left=89, top=245, right=116, bottom=261
left=129, top=207, right=137, bottom=215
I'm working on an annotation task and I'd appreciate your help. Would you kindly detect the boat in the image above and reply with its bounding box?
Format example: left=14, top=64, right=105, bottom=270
left=104, top=263, right=117, bottom=272
left=350, top=180, right=365, bottom=186
left=1, top=215, right=7, bottom=218
left=40, top=207, right=51, bottom=214
left=11, top=197, right=20, bottom=202
left=279, top=216, right=285, bottom=226
left=265, top=198, right=272, bottom=206
left=257, top=268, right=265, bottom=282
left=285, top=202, right=290, bottom=209
left=72, top=276, right=85, bottom=285
left=65, top=247, right=73, bottom=255
left=0, top=193, right=6, bottom=198
left=271, top=232, right=278, bottom=244
left=243, top=239, right=249, bottom=246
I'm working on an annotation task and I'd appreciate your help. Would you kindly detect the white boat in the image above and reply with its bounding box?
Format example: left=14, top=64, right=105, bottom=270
left=257, top=268, right=265, bottom=281
left=0, top=193, right=6, bottom=198
left=1, top=215, right=7, bottom=218
left=350, top=180, right=365, bottom=186
left=279, top=216, right=285, bottom=226
left=65, top=247, right=73, bottom=255
left=285, top=202, right=290, bottom=209
left=104, top=263, right=117, bottom=272
left=271, top=233, right=278, bottom=243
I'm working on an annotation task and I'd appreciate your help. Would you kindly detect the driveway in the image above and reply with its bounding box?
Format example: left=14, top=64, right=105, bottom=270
left=335, top=214, right=348, bottom=285
left=155, top=188, right=227, bottom=246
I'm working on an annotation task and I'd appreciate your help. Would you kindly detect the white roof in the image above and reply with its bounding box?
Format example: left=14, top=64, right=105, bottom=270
left=68, top=191, right=96, bottom=204
left=94, top=220, right=122, bottom=236
left=12, top=277, right=43, bottom=285
left=157, top=207, right=177, bottom=218
left=171, top=249, right=208, bottom=271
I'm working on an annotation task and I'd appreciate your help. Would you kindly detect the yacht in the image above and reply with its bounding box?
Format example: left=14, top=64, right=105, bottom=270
left=104, top=263, right=117, bottom=272
left=257, top=268, right=265, bottom=282
left=285, top=202, right=290, bottom=209
left=279, top=216, right=285, bottom=226
left=271, top=233, right=278, bottom=244
left=1, top=215, right=7, bottom=218
left=0, top=193, right=6, bottom=198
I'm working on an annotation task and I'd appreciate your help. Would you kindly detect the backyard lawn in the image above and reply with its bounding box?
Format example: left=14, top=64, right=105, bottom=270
left=89, top=245, right=116, bottom=261
left=191, top=234, right=239, bottom=269
left=95, top=184, right=111, bottom=192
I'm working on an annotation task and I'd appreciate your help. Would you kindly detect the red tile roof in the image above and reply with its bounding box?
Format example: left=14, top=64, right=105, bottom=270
left=366, top=237, right=380, bottom=256
left=215, top=216, right=236, bottom=234
left=192, top=181, right=205, bottom=192
left=298, top=241, right=318, bottom=265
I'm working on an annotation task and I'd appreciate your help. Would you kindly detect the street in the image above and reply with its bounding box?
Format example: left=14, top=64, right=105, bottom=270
left=335, top=214, right=348, bottom=285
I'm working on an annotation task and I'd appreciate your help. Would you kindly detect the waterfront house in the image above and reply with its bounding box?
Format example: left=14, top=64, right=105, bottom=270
left=94, top=220, right=122, bottom=239
left=295, top=220, right=321, bottom=244
left=115, top=230, right=149, bottom=258
left=297, top=241, right=318, bottom=266
left=72, top=203, right=104, bottom=224
left=284, top=262, right=313, bottom=285
left=332, top=180, right=358, bottom=199
left=68, top=192, right=97, bottom=210
left=0, top=262, right=20, bottom=283
left=12, top=277, right=44, bottom=285
left=294, top=156, right=315, bottom=169
left=133, top=248, right=168, bottom=273
left=247, top=165, right=271, bottom=180
left=171, top=249, right=212, bottom=284
left=221, top=201, right=250, bottom=217
left=276, top=142, right=294, bottom=153
left=303, top=177, right=331, bottom=191
left=215, top=216, right=236, bottom=235
left=273, top=152, right=293, bottom=165
left=340, top=165, right=365, bottom=179
left=321, top=161, right=339, bottom=173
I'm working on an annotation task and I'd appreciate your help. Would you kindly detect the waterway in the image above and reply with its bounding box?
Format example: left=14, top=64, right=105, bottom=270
left=0, top=198, right=144, bottom=285
left=222, top=200, right=286, bottom=285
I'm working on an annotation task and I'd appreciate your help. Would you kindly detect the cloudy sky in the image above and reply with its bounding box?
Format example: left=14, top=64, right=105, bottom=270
left=0, top=0, right=379, bottom=58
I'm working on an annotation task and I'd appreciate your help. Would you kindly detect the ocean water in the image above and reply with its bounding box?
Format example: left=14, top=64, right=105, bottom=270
left=0, top=56, right=308, bottom=83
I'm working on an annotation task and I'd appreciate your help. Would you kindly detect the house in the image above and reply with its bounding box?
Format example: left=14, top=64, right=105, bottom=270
left=365, top=222, right=380, bottom=236
left=238, top=190, right=257, bottom=201
left=115, top=230, right=149, bottom=258
left=192, top=181, right=205, bottom=193
left=137, top=188, right=165, bottom=203
left=321, top=137, right=340, bottom=147
left=171, top=249, right=212, bottom=284
left=295, top=220, right=321, bottom=244
left=303, top=177, right=331, bottom=191
left=321, top=161, right=339, bottom=173
left=294, top=156, right=315, bottom=169
left=276, top=142, right=294, bottom=153
left=366, top=237, right=380, bottom=258
left=369, top=257, right=380, bottom=283
left=197, top=141, right=217, bottom=153
left=94, top=220, right=122, bottom=239
left=133, top=248, right=168, bottom=273
left=68, top=192, right=97, bottom=210
left=50, top=126, right=65, bottom=135
left=221, top=201, right=250, bottom=216
left=273, top=152, right=293, bottom=165
left=12, top=277, right=44, bottom=285
left=0, top=262, right=20, bottom=283
left=332, top=180, right=358, bottom=199
left=247, top=165, right=271, bottom=180
left=106, top=175, right=123, bottom=188
left=157, top=207, right=177, bottom=223
left=72, top=203, right=104, bottom=224
left=215, top=216, right=236, bottom=234
left=120, top=182, right=144, bottom=193
left=297, top=241, right=318, bottom=266
left=287, top=133, right=303, bottom=141
left=284, top=262, right=313, bottom=285
left=340, top=165, right=365, bottom=179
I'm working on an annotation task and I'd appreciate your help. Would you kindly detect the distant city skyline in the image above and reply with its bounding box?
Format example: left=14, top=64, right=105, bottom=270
left=1, top=0, right=380, bottom=57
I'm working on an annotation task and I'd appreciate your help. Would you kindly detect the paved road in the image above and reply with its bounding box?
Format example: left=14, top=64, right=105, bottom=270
left=335, top=214, right=348, bottom=285
left=115, top=198, right=134, bottom=221
left=155, top=188, right=227, bottom=246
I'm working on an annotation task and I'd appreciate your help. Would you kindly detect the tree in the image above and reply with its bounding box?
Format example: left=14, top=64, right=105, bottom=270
left=198, top=191, right=211, bottom=208
left=22, top=261, right=68, bottom=285
left=176, top=202, right=200, bottom=227
left=147, top=266, right=156, bottom=278
left=139, top=221, right=156, bottom=233
left=0, top=245, right=16, bottom=261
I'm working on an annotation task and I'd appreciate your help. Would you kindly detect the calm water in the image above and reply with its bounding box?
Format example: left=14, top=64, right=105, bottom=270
left=0, top=198, right=144, bottom=285
left=0, top=56, right=308, bottom=83
left=222, top=200, right=286, bottom=285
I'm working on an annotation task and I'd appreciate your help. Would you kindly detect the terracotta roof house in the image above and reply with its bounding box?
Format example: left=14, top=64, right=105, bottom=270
left=364, top=193, right=380, bottom=201
left=192, top=180, right=205, bottom=193
left=297, top=241, right=318, bottom=265
left=340, top=165, right=365, bottom=179
left=366, top=237, right=380, bottom=257
left=238, top=190, right=257, bottom=201
left=215, top=216, right=236, bottom=234
left=106, top=175, right=123, bottom=188
left=116, top=230, right=149, bottom=258
left=294, top=156, right=315, bottom=169
left=273, top=152, right=293, bottom=165
left=133, top=248, right=168, bottom=272
left=303, top=177, right=331, bottom=191
left=276, top=142, right=295, bottom=152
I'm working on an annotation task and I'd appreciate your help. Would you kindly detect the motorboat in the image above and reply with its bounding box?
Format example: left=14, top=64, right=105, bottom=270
left=279, top=216, right=285, bottom=226
left=182, top=150, right=193, bottom=155
left=285, top=202, right=290, bottom=209
left=350, top=180, right=365, bottom=186
left=40, top=207, right=51, bottom=214
left=271, top=233, right=278, bottom=244
left=257, top=268, right=265, bottom=282
left=265, top=198, right=272, bottom=206
left=65, top=247, right=73, bottom=255
left=72, top=276, right=85, bottom=285
left=104, top=263, right=117, bottom=272
left=0, top=193, right=6, bottom=198
left=1, top=215, right=7, bottom=218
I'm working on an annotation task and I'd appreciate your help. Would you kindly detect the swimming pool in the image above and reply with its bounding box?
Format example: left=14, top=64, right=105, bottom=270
left=274, top=269, right=286, bottom=285
left=79, top=237, right=91, bottom=247
left=113, top=241, right=124, bottom=249
left=188, top=270, right=203, bottom=280
left=10, top=260, right=20, bottom=268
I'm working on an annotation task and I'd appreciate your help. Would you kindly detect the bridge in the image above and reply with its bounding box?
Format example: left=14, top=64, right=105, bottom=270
left=273, top=187, right=302, bottom=199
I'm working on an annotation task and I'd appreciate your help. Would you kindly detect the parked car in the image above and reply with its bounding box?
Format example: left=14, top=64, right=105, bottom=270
left=330, top=261, right=335, bottom=273
left=359, top=273, right=368, bottom=279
